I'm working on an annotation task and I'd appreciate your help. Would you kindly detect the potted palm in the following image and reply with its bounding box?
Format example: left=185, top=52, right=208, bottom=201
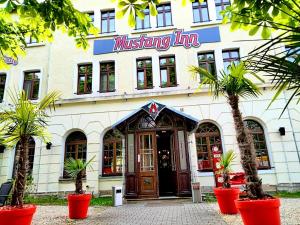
left=214, top=150, right=240, bottom=214
left=190, top=62, right=280, bottom=225
left=0, top=90, right=60, bottom=225
left=64, top=156, right=94, bottom=219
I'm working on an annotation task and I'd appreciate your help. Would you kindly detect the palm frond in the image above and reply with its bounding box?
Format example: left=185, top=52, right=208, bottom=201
left=64, top=156, right=95, bottom=179
left=220, top=150, right=236, bottom=173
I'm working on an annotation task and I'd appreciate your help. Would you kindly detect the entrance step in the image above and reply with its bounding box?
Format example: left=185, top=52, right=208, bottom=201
left=126, top=196, right=192, bottom=202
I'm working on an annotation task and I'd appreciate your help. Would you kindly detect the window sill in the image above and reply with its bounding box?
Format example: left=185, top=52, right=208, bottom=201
left=98, top=32, right=118, bottom=38
left=132, top=26, right=176, bottom=34
left=258, top=168, right=275, bottom=175
left=59, top=177, right=87, bottom=183
left=25, top=43, right=46, bottom=48
left=99, top=175, right=123, bottom=180
left=197, top=171, right=214, bottom=177
left=191, top=20, right=222, bottom=28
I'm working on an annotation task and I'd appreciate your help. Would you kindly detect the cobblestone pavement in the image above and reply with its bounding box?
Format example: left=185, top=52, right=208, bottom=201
left=32, top=198, right=300, bottom=225
left=32, top=199, right=226, bottom=225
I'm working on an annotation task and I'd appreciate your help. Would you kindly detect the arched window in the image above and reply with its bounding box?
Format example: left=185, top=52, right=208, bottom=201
left=244, top=120, right=271, bottom=169
left=64, top=131, right=87, bottom=177
left=196, top=122, right=223, bottom=171
left=103, top=129, right=123, bottom=176
left=14, top=137, right=35, bottom=178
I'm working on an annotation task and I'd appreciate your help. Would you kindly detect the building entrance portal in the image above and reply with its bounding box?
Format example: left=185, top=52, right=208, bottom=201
left=157, top=130, right=176, bottom=196
left=112, top=101, right=199, bottom=199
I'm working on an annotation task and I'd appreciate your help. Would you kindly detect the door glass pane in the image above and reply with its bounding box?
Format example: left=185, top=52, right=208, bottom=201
left=140, top=134, right=154, bottom=171
left=127, top=134, right=135, bottom=173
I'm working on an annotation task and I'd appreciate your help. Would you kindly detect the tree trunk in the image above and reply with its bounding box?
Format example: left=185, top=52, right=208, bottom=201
left=223, top=171, right=231, bottom=188
left=75, top=170, right=83, bottom=194
left=11, top=138, right=29, bottom=207
left=228, top=95, right=265, bottom=199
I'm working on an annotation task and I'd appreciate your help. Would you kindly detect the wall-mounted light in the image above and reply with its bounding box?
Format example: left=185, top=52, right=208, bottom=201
left=46, top=142, right=52, bottom=150
left=279, top=127, right=285, bottom=136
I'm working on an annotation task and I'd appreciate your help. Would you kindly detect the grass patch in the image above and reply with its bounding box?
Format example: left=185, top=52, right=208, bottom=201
left=274, top=191, right=300, bottom=198
left=24, top=195, right=112, bottom=206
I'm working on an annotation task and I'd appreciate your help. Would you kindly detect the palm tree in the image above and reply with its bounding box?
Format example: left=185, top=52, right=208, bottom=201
left=0, top=90, right=60, bottom=207
left=219, top=150, right=236, bottom=188
left=190, top=62, right=266, bottom=199
left=64, top=157, right=94, bottom=194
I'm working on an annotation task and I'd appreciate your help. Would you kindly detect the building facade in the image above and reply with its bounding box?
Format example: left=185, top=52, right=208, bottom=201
left=0, top=0, right=300, bottom=197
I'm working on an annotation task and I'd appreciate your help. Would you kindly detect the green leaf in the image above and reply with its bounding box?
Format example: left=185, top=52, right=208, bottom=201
left=128, top=8, right=135, bottom=27
left=249, top=25, right=260, bottom=36
left=149, top=2, right=158, bottom=16
left=261, top=26, right=271, bottom=39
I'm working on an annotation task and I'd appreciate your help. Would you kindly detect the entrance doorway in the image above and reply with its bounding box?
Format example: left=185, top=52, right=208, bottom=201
left=156, top=130, right=176, bottom=196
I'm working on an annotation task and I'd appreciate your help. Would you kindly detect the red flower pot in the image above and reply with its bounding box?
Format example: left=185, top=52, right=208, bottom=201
left=0, top=204, right=36, bottom=225
left=214, top=187, right=240, bottom=214
left=68, top=193, right=92, bottom=219
left=235, top=198, right=281, bottom=225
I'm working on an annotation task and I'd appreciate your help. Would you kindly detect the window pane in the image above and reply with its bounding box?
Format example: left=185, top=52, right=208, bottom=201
left=32, top=80, right=40, bottom=99
left=169, top=67, right=176, bottom=86
left=87, top=75, right=92, bottom=93
left=201, top=8, right=209, bottom=21
left=161, top=69, right=167, bottom=87
left=136, top=18, right=143, bottom=29
left=160, top=58, right=167, bottom=65
left=157, top=13, right=164, bottom=27
left=165, top=12, right=172, bottom=26
left=144, top=14, right=150, bottom=28
left=100, top=73, right=108, bottom=92
left=231, top=51, right=239, bottom=58
left=109, top=73, right=115, bottom=91
left=102, top=20, right=108, bottom=33
left=78, top=76, right=85, bottom=93
left=110, top=18, right=115, bottom=32
left=146, top=69, right=152, bottom=88
left=216, top=6, right=222, bottom=20
left=137, top=71, right=145, bottom=89
left=193, top=9, right=200, bottom=23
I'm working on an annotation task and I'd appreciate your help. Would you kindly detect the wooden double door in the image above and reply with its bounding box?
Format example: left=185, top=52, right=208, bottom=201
left=127, top=130, right=191, bottom=198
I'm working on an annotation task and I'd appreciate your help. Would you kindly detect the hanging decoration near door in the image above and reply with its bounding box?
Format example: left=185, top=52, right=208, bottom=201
left=142, top=101, right=166, bottom=120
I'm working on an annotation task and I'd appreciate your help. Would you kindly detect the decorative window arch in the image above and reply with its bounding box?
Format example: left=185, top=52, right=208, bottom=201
left=14, top=137, right=35, bottom=178
left=64, top=131, right=87, bottom=177
left=103, top=129, right=123, bottom=176
left=195, top=122, right=223, bottom=171
left=244, top=119, right=271, bottom=169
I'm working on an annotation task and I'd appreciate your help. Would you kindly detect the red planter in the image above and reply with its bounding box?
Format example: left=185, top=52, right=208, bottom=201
left=68, top=193, right=92, bottom=219
left=235, top=198, right=281, bottom=225
left=0, top=204, right=36, bottom=225
left=214, top=187, right=240, bottom=214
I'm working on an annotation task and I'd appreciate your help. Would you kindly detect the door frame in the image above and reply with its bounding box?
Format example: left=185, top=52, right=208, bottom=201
left=136, top=131, right=159, bottom=198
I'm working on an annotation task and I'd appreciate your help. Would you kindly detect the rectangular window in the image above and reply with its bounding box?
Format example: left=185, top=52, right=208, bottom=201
left=198, top=52, right=216, bottom=81
left=100, top=62, right=115, bottom=92
left=157, top=4, right=172, bottom=27
left=222, top=49, right=240, bottom=73
left=23, top=71, right=40, bottom=100
left=101, top=10, right=115, bottom=33
left=215, top=0, right=231, bottom=20
left=87, top=12, right=94, bottom=24
left=159, top=56, right=177, bottom=88
left=136, top=8, right=151, bottom=30
left=0, top=73, right=6, bottom=102
left=77, top=64, right=92, bottom=95
left=192, top=1, right=210, bottom=23
left=137, top=58, right=153, bottom=89
left=25, top=36, right=37, bottom=45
